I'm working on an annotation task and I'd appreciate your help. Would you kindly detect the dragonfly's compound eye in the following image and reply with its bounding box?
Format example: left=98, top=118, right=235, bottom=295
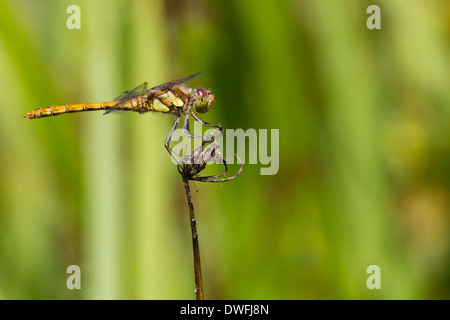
left=193, top=87, right=214, bottom=113
left=196, top=87, right=208, bottom=98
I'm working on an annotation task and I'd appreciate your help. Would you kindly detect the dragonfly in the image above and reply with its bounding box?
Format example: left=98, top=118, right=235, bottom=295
left=23, top=73, right=240, bottom=182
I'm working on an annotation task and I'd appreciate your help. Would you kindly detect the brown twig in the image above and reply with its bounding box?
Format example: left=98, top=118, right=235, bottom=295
left=182, top=177, right=204, bottom=300
left=176, top=135, right=242, bottom=300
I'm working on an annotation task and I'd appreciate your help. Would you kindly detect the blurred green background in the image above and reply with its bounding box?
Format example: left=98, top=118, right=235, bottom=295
left=0, top=0, right=448, bottom=299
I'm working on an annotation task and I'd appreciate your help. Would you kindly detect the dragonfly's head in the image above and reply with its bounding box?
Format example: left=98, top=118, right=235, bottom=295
left=192, top=88, right=214, bottom=113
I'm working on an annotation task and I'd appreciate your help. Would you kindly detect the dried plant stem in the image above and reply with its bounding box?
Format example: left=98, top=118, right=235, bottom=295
left=182, top=177, right=204, bottom=300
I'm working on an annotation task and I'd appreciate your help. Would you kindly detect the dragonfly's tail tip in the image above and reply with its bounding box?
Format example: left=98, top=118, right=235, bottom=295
left=22, top=112, right=33, bottom=119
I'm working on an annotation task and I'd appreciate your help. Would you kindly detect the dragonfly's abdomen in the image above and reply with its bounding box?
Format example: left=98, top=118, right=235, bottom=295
left=23, top=101, right=118, bottom=119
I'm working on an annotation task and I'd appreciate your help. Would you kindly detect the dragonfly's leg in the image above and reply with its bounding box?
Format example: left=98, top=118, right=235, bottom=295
left=190, top=110, right=222, bottom=129
left=182, top=114, right=210, bottom=141
left=182, top=113, right=223, bottom=144
left=188, top=108, right=224, bottom=141
left=164, top=115, right=181, bottom=163
left=180, top=98, right=205, bottom=140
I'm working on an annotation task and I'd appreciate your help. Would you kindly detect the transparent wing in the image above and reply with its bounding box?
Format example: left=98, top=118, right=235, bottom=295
left=104, top=73, right=201, bottom=115
left=113, top=82, right=148, bottom=100
left=146, top=72, right=201, bottom=92
left=104, top=83, right=149, bottom=115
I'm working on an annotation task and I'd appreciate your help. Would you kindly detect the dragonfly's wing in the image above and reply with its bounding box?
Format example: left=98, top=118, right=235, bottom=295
left=104, top=83, right=148, bottom=115
left=103, top=73, right=201, bottom=115
left=113, top=82, right=148, bottom=100
left=147, top=72, right=201, bottom=92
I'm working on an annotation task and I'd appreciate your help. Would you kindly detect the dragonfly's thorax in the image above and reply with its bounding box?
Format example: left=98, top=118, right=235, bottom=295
left=151, top=89, right=185, bottom=114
